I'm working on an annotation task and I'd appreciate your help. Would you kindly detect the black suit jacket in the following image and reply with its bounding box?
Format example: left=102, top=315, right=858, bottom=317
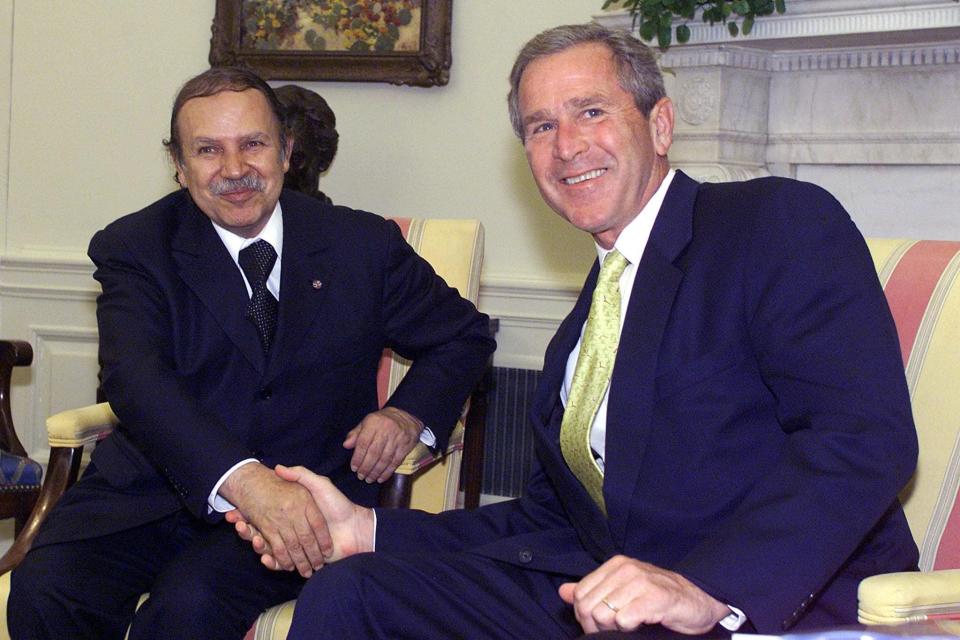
left=378, top=172, right=918, bottom=632
left=35, top=188, right=494, bottom=546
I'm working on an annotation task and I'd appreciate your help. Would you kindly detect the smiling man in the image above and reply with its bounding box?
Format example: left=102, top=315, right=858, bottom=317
left=236, top=23, right=919, bottom=639
left=6, top=66, right=493, bottom=640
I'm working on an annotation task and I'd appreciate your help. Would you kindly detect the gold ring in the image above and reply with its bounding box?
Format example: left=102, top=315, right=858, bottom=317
left=601, top=597, right=619, bottom=613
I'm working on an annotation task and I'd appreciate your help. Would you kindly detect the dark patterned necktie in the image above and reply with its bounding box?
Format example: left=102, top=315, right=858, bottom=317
left=238, top=239, right=278, bottom=352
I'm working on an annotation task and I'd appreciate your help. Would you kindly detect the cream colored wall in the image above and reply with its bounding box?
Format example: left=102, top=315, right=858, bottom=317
left=4, top=1, right=602, bottom=272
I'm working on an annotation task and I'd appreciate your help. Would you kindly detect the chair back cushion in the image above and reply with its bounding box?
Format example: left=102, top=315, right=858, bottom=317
left=867, top=239, right=960, bottom=571
left=376, top=218, right=484, bottom=513
left=376, top=218, right=484, bottom=407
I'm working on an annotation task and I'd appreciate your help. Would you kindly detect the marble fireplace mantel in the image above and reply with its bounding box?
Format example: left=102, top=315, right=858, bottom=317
left=594, top=0, right=960, bottom=183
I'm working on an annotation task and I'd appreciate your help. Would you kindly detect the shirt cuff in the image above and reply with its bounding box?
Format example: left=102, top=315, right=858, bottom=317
left=419, top=426, right=436, bottom=448
left=207, top=458, right=259, bottom=513
left=371, top=508, right=378, bottom=552
left=719, top=605, right=747, bottom=631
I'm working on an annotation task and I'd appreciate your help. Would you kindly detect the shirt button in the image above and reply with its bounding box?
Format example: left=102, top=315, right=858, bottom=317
left=518, top=549, right=533, bottom=564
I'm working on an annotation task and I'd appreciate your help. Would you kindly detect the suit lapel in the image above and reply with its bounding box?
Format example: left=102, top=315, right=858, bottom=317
left=171, top=195, right=266, bottom=373
left=604, top=171, right=699, bottom=547
left=265, top=193, right=332, bottom=383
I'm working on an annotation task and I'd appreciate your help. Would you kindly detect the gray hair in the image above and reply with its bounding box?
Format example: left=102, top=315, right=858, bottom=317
left=507, top=23, right=665, bottom=140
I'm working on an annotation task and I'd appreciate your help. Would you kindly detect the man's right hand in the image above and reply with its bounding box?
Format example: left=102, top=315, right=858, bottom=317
left=228, top=465, right=375, bottom=569
left=218, top=462, right=331, bottom=578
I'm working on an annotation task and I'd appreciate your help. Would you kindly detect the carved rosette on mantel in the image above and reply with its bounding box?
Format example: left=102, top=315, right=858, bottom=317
left=595, top=0, right=960, bottom=184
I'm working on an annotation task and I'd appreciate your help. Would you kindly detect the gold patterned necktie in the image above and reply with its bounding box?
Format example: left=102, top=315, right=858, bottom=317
left=560, top=249, right=629, bottom=514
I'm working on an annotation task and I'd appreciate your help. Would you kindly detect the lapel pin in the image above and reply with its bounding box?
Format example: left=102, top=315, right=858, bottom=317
left=311, top=280, right=323, bottom=289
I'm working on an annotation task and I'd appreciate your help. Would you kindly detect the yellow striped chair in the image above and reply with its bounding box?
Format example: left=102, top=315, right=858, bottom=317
left=859, top=239, right=960, bottom=625
left=0, top=217, right=488, bottom=640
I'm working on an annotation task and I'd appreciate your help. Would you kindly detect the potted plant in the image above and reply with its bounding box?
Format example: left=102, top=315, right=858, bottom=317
left=603, top=0, right=787, bottom=49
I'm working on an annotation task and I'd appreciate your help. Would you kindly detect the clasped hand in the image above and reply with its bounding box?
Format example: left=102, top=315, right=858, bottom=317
left=221, top=408, right=415, bottom=577
left=226, top=464, right=374, bottom=571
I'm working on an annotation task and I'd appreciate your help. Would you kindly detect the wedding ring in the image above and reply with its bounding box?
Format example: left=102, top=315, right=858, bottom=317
left=601, top=597, right=620, bottom=613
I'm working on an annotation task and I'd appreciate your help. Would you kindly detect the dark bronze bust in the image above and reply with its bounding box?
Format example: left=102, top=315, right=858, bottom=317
left=275, top=85, right=339, bottom=205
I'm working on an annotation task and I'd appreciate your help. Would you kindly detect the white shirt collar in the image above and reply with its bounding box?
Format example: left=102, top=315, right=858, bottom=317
left=211, top=201, right=284, bottom=263
left=596, top=169, right=675, bottom=266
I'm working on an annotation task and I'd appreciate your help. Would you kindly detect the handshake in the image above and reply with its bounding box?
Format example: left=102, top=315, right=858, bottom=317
left=224, top=465, right=376, bottom=576
left=220, top=405, right=423, bottom=578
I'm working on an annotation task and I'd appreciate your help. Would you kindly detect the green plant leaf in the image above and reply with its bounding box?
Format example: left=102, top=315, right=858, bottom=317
left=742, top=15, right=754, bottom=34
left=775, top=0, right=786, bottom=12
left=639, top=19, right=657, bottom=42
left=676, top=23, right=691, bottom=43
left=727, top=20, right=739, bottom=36
left=657, top=22, right=673, bottom=48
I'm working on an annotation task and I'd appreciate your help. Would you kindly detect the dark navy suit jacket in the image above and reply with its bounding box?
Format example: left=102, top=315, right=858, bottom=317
left=378, top=172, right=918, bottom=633
left=34, top=188, right=494, bottom=546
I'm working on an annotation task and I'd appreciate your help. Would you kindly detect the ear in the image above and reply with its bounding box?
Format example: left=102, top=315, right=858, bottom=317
left=282, top=135, right=295, bottom=173
left=172, top=154, right=186, bottom=186
left=648, top=97, right=674, bottom=156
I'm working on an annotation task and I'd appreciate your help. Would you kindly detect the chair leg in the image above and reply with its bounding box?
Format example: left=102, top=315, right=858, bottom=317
left=379, top=474, right=413, bottom=509
left=461, top=392, right=487, bottom=510
left=13, top=491, right=39, bottom=536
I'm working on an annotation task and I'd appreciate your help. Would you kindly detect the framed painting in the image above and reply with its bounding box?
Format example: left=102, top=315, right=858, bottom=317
left=209, top=0, right=452, bottom=87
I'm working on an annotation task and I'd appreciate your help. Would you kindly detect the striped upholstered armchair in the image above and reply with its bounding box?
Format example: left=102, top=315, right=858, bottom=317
left=858, top=239, right=960, bottom=624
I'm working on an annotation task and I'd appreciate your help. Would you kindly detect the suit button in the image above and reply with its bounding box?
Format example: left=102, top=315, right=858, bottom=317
left=518, top=549, right=533, bottom=564
left=260, top=387, right=272, bottom=400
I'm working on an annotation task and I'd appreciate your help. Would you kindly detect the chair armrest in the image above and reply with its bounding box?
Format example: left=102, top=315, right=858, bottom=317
left=47, top=402, right=118, bottom=447
left=0, top=402, right=118, bottom=575
left=859, top=569, right=960, bottom=624
left=394, top=419, right=465, bottom=476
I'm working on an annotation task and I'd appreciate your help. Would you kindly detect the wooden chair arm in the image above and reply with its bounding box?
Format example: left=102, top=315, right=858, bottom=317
left=0, top=445, right=83, bottom=575
left=0, top=402, right=116, bottom=575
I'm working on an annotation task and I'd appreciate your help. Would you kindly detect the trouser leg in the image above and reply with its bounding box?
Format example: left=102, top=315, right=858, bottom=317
left=127, top=521, right=305, bottom=640
left=288, top=551, right=582, bottom=640
left=8, top=513, right=190, bottom=640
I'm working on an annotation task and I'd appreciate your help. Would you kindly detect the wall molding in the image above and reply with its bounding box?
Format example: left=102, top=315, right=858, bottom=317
left=1, top=253, right=579, bottom=372
left=27, top=324, right=101, bottom=460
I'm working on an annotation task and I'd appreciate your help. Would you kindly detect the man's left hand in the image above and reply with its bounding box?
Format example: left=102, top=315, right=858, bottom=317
left=558, top=555, right=730, bottom=635
left=343, top=406, right=423, bottom=483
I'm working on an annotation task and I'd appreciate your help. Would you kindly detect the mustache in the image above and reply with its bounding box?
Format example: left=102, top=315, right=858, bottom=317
left=209, top=174, right=265, bottom=195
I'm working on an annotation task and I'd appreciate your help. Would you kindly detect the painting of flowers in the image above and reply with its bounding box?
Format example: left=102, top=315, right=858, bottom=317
left=210, top=0, right=451, bottom=86
left=242, top=0, right=423, bottom=53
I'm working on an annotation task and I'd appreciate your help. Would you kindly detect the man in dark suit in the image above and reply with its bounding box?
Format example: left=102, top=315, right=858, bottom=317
left=235, top=23, right=919, bottom=638
left=6, top=67, right=494, bottom=639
